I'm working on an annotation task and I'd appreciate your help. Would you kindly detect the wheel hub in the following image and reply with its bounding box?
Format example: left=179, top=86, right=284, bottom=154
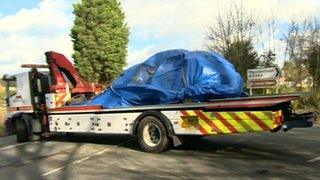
left=143, top=123, right=162, bottom=147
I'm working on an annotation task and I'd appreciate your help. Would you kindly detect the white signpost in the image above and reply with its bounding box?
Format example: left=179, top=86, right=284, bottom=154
left=247, top=67, right=281, bottom=80
left=247, top=67, right=282, bottom=95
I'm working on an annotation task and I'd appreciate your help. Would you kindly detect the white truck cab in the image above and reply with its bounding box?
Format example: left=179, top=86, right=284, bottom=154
left=3, top=70, right=50, bottom=135
left=3, top=72, right=34, bottom=119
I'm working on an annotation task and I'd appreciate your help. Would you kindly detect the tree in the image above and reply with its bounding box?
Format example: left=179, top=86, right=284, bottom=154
left=284, top=18, right=320, bottom=83
left=307, top=44, right=320, bottom=100
left=284, top=18, right=320, bottom=107
left=71, top=0, right=129, bottom=85
left=260, top=50, right=276, bottom=67
left=224, top=40, right=260, bottom=81
left=204, top=2, right=258, bottom=55
left=0, top=81, right=4, bottom=102
left=282, top=61, right=310, bottom=89
left=204, top=2, right=261, bottom=81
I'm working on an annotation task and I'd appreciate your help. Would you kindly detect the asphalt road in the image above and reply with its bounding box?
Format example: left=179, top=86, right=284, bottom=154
left=0, top=126, right=319, bottom=180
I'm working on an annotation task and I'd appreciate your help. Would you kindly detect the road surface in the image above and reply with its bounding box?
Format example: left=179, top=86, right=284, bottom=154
left=0, top=127, right=319, bottom=179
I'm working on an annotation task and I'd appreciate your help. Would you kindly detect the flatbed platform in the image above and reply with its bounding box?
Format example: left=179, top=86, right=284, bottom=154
left=48, top=93, right=300, bottom=114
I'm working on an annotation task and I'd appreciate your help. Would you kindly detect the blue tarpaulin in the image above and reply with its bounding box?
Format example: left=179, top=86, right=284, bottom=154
left=87, top=49, right=245, bottom=108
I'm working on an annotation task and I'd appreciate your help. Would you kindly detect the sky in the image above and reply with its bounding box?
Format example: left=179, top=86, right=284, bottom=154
left=0, top=0, right=319, bottom=76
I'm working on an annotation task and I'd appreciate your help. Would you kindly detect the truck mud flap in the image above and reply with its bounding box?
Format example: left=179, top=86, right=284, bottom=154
left=283, top=112, right=316, bottom=131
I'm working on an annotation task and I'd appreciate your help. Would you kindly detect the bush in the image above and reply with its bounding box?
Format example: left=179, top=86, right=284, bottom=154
left=278, top=86, right=319, bottom=113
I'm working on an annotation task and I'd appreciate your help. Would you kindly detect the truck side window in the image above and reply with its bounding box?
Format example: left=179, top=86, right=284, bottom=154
left=7, top=80, right=17, bottom=97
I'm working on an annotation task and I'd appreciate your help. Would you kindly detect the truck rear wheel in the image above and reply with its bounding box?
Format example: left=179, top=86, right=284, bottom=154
left=16, top=119, right=29, bottom=143
left=137, top=116, right=170, bottom=153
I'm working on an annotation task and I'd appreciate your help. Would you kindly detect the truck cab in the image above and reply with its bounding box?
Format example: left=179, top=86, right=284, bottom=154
left=3, top=70, right=50, bottom=135
left=2, top=51, right=102, bottom=139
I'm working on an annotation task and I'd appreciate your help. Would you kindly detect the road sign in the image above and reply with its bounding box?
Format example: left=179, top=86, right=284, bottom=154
left=246, top=79, right=279, bottom=89
left=247, top=67, right=281, bottom=80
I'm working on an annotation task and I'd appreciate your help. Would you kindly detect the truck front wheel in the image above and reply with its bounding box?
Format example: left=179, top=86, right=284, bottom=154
left=137, top=116, right=170, bottom=153
left=16, top=118, right=29, bottom=143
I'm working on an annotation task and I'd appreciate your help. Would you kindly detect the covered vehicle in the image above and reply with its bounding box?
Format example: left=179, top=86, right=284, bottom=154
left=87, top=49, right=245, bottom=108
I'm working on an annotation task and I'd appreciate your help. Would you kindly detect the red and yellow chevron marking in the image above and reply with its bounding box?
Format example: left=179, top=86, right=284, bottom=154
left=55, top=93, right=71, bottom=107
left=180, top=110, right=283, bottom=135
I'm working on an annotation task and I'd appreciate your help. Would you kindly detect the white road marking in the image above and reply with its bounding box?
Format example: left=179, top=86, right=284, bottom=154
left=307, top=156, right=320, bottom=163
left=42, top=167, right=64, bottom=176
left=72, top=156, right=90, bottom=164
left=95, top=148, right=110, bottom=155
left=0, top=142, right=33, bottom=151
left=41, top=147, right=112, bottom=177
left=41, top=138, right=133, bottom=177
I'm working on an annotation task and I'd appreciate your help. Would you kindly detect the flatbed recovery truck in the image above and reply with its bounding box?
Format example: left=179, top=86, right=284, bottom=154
left=2, top=51, right=316, bottom=153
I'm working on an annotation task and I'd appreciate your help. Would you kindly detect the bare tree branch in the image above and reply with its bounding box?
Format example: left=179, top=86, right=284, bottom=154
left=204, top=2, right=258, bottom=55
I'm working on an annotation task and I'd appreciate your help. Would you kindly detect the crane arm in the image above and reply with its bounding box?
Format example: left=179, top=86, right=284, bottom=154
left=45, top=51, right=102, bottom=94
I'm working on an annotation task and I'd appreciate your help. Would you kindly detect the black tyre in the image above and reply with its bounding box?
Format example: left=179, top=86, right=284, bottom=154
left=16, top=119, right=29, bottom=143
left=137, top=116, right=170, bottom=153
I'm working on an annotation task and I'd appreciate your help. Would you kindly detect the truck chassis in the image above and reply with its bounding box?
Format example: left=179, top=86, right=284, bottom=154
left=44, top=94, right=314, bottom=153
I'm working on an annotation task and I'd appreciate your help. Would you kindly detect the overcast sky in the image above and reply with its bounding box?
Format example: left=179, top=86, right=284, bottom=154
left=0, top=0, right=319, bottom=76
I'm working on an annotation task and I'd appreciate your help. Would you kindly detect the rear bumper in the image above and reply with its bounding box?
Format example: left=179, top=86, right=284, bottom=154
left=283, top=112, right=316, bottom=131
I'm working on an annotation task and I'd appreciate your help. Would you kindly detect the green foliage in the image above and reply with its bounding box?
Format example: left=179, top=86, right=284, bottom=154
left=307, top=44, right=320, bottom=100
left=284, top=19, right=320, bottom=110
left=259, top=50, right=276, bottom=67
left=0, top=90, right=3, bottom=100
left=224, top=40, right=260, bottom=81
left=282, top=61, right=311, bottom=85
left=71, top=0, right=130, bottom=85
left=0, top=84, right=5, bottom=135
left=0, top=125, right=4, bottom=136
left=0, top=81, right=4, bottom=103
